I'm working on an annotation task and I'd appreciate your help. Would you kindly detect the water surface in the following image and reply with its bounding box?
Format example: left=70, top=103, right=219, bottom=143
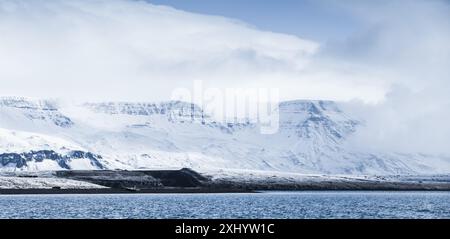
left=1, top=191, right=449, bottom=219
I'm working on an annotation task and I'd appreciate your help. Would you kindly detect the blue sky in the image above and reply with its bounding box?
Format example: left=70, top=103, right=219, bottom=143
left=147, top=0, right=361, bottom=42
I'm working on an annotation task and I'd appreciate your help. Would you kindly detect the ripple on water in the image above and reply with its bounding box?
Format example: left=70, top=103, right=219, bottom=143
left=0, top=191, right=450, bottom=219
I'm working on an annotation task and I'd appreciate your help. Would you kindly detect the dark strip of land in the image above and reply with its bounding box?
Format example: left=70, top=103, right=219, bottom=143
left=0, top=188, right=251, bottom=195
left=2, top=169, right=450, bottom=194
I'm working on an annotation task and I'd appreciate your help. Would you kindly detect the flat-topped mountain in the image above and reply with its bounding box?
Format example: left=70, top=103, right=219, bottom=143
left=0, top=96, right=449, bottom=175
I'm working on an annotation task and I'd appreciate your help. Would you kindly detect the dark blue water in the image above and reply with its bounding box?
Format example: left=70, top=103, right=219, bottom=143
left=1, top=191, right=449, bottom=219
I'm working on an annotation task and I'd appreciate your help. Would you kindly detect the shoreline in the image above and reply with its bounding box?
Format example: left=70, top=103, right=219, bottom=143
left=3, top=187, right=450, bottom=195
left=0, top=187, right=253, bottom=195
left=2, top=169, right=450, bottom=194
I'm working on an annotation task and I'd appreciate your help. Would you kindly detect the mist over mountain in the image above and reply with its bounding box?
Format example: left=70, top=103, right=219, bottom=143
left=1, top=96, right=449, bottom=175
left=1, top=0, right=449, bottom=168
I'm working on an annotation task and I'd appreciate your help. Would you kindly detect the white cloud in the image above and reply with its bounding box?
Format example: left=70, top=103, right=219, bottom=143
left=1, top=0, right=450, bottom=154
left=0, top=0, right=319, bottom=102
left=0, top=0, right=393, bottom=103
left=330, top=0, right=450, bottom=154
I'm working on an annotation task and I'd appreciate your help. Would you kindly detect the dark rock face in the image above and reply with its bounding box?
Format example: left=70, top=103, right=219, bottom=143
left=55, top=168, right=209, bottom=189
left=142, top=168, right=209, bottom=187
left=0, top=150, right=104, bottom=169
left=56, top=170, right=162, bottom=189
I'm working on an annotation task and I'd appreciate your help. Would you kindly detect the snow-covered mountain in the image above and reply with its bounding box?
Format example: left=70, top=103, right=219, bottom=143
left=0, top=96, right=449, bottom=175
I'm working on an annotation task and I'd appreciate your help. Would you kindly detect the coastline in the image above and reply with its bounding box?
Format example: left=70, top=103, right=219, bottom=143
left=3, top=187, right=450, bottom=195
left=0, top=187, right=253, bottom=195
left=2, top=169, right=450, bottom=194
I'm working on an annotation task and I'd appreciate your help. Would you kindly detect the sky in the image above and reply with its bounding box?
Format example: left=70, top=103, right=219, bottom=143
left=0, top=0, right=450, bottom=154
left=0, top=0, right=396, bottom=103
left=147, top=0, right=362, bottom=42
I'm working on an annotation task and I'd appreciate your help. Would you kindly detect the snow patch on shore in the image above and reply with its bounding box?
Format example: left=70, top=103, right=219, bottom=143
left=0, top=176, right=107, bottom=189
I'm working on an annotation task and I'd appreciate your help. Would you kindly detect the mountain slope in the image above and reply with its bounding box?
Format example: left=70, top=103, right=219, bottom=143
left=0, top=96, right=449, bottom=175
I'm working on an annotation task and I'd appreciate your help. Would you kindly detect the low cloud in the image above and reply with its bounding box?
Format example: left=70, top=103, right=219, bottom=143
left=0, top=0, right=449, bottom=154
left=0, top=0, right=321, bottom=102
left=331, top=0, right=450, bottom=154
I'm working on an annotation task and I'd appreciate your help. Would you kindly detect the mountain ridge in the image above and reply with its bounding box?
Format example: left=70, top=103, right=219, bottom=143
left=0, top=96, right=449, bottom=175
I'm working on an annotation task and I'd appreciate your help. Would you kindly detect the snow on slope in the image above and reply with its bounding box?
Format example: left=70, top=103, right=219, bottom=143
left=0, top=176, right=106, bottom=189
left=0, top=96, right=449, bottom=175
left=0, top=97, right=104, bottom=171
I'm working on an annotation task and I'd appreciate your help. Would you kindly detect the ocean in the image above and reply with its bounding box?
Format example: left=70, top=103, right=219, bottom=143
left=1, top=191, right=449, bottom=219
